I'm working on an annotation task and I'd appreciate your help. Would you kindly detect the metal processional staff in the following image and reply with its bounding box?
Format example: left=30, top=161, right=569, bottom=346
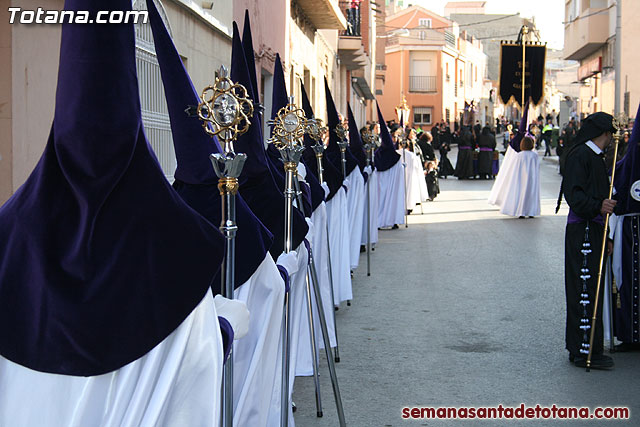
left=308, top=119, right=342, bottom=362
left=268, top=98, right=346, bottom=426
left=197, top=65, right=253, bottom=427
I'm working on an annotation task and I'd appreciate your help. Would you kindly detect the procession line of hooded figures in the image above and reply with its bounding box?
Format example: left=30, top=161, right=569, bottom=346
left=0, top=1, right=418, bottom=426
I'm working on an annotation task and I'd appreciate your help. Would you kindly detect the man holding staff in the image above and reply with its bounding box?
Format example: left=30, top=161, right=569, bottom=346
left=560, top=112, right=617, bottom=369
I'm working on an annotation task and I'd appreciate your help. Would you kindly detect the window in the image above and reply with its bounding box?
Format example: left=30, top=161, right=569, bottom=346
left=413, top=107, right=433, bottom=125
left=418, top=18, right=432, bottom=28
left=445, top=108, right=450, bottom=122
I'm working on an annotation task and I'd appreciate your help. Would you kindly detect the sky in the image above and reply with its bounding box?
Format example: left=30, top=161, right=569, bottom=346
left=407, top=0, right=565, bottom=50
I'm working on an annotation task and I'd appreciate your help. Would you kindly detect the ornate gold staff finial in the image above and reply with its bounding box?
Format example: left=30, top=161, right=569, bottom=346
left=334, top=122, right=349, bottom=149
left=197, top=65, right=253, bottom=155
left=268, top=96, right=308, bottom=153
left=306, top=118, right=327, bottom=145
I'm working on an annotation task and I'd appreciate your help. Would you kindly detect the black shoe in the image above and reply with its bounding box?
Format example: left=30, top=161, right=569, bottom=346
left=360, top=245, right=366, bottom=253
left=519, top=216, right=525, bottom=219
left=614, top=342, right=640, bottom=352
left=528, top=216, right=535, bottom=219
left=392, top=224, right=399, bottom=229
left=570, top=354, right=614, bottom=369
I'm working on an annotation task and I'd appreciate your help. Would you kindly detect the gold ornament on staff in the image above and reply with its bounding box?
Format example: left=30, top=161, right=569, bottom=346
left=585, top=114, right=627, bottom=372
left=268, top=99, right=307, bottom=152
left=197, top=66, right=253, bottom=154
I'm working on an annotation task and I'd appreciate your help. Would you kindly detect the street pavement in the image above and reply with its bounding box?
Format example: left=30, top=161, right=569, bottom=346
left=292, top=149, right=640, bottom=426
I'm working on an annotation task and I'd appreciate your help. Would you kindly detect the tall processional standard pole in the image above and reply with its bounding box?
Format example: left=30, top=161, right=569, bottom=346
left=309, top=120, right=341, bottom=362
left=197, top=65, right=253, bottom=427
left=334, top=122, right=352, bottom=305
left=269, top=101, right=346, bottom=426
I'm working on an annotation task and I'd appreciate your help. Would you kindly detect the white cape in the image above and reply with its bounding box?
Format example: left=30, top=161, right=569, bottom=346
left=498, top=150, right=541, bottom=217
left=377, top=160, right=406, bottom=228
left=0, top=289, right=223, bottom=427
left=361, top=167, right=379, bottom=246
left=325, top=187, right=353, bottom=304
left=295, top=204, right=337, bottom=376
left=233, top=255, right=285, bottom=427
left=489, top=145, right=518, bottom=206
left=346, top=168, right=366, bottom=270
left=397, top=148, right=427, bottom=209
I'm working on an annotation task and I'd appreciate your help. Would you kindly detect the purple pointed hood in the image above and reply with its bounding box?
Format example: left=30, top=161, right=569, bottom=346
left=300, top=81, right=343, bottom=201
left=324, top=78, right=358, bottom=176
left=614, top=103, right=640, bottom=214
left=347, top=103, right=367, bottom=173
left=509, top=102, right=530, bottom=152
left=146, top=0, right=272, bottom=291
left=375, top=102, right=401, bottom=171
left=231, top=25, right=308, bottom=256
left=0, top=0, right=225, bottom=376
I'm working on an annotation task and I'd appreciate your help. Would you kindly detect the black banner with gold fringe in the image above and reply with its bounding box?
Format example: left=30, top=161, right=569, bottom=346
left=499, top=43, right=546, bottom=108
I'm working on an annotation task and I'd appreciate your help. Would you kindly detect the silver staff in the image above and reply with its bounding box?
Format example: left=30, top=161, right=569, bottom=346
left=361, top=128, right=379, bottom=277
left=397, top=132, right=409, bottom=228
left=334, top=122, right=353, bottom=306
left=308, top=119, right=341, bottom=363
left=269, top=102, right=346, bottom=427
left=197, top=65, right=253, bottom=427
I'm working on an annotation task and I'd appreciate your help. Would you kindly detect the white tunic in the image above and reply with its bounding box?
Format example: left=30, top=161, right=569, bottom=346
left=0, top=289, right=223, bottom=427
left=346, top=168, right=366, bottom=270
left=498, top=150, right=541, bottom=217
left=377, top=160, right=406, bottom=228
left=361, top=167, right=379, bottom=246
left=233, top=255, right=285, bottom=427
left=325, top=187, right=353, bottom=304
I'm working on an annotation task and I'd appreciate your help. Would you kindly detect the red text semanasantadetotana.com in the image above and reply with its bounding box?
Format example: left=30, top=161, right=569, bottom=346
left=401, top=404, right=630, bottom=420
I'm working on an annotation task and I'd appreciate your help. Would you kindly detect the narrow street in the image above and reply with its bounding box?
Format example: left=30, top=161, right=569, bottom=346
left=293, top=151, right=640, bottom=426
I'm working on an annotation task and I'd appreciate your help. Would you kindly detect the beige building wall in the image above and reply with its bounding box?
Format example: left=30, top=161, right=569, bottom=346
left=0, top=0, right=234, bottom=206
left=164, top=0, right=232, bottom=92
left=0, top=6, right=13, bottom=203
left=2, top=0, right=63, bottom=207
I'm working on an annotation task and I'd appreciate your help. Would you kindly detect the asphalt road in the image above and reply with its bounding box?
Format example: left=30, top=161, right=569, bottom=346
left=293, top=150, right=640, bottom=426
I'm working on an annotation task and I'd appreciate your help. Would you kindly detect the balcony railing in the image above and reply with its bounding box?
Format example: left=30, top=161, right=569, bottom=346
left=340, top=1, right=360, bottom=36
left=409, top=76, right=437, bottom=93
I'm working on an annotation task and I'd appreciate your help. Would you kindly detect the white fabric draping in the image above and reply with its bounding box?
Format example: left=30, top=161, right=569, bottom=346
left=325, top=187, right=353, bottom=304
left=488, top=145, right=518, bottom=207
left=498, top=150, right=541, bottom=217
left=397, top=148, right=426, bottom=209
left=0, top=289, right=223, bottom=427
left=346, top=168, right=366, bottom=270
left=361, top=167, right=379, bottom=246
left=377, top=160, right=406, bottom=228
left=266, top=242, right=309, bottom=427
left=232, top=255, right=285, bottom=427
left=295, top=204, right=337, bottom=376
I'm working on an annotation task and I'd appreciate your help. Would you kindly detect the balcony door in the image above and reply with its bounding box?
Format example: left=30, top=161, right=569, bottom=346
left=409, top=56, right=435, bottom=93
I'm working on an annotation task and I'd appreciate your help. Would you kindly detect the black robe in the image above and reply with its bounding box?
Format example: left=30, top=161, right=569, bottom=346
left=563, top=143, right=610, bottom=357
left=614, top=215, right=640, bottom=343
left=477, top=133, right=496, bottom=176
left=454, top=128, right=474, bottom=179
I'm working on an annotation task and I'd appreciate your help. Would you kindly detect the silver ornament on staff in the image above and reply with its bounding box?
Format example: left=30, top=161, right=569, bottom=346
left=197, top=65, right=253, bottom=427
left=268, top=100, right=346, bottom=427
left=586, top=114, right=626, bottom=371
left=361, top=128, right=378, bottom=277
left=307, top=119, right=342, bottom=364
